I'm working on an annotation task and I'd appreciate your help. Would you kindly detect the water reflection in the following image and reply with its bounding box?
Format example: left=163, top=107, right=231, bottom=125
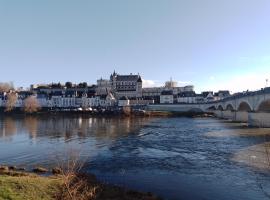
left=0, top=117, right=17, bottom=139
left=0, top=115, right=153, bottom=141
left=1, top=116, right=270, bottom=200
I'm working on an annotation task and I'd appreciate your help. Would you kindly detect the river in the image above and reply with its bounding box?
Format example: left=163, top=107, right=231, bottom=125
left=1, top=115, right=270, bottom=200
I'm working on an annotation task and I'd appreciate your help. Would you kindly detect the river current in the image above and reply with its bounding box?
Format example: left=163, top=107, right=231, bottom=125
left=1, top=115, right=270, bottom=200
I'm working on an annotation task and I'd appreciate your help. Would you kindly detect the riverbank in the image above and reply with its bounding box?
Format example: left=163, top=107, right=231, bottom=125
left=0, top=166, right=161, bottom=200
left=0, top=106, right=214, bottom=118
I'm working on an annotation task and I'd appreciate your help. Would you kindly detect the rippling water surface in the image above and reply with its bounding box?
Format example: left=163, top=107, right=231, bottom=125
left=1, top=115, right=270, bottom=200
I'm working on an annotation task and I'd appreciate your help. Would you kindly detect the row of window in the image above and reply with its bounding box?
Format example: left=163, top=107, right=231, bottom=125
left=116, top=86, right=136, bottom=89
left=116, top=81, right=136, bottom=86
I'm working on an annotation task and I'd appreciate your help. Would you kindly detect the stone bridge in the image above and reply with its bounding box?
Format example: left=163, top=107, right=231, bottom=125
left=147, top=87, right=270, bottom=127
left=207, top=87, right=270, bottom=127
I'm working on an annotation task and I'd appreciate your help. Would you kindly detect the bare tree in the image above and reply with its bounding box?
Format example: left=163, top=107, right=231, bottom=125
left=0, top=82, right=14, bottom=93
left=123, top=106, right=132, bottom=116
left=23, top=96, right=41, bottom=113
left=5, top=92, right=18, bottom=112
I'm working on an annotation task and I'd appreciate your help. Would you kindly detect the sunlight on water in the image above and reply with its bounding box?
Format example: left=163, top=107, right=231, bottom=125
left=205, top=128, right=270, bottom=137
left=232, top=142, right=270, bottom=170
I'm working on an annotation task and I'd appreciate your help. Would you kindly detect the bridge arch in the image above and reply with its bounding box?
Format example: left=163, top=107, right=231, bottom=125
left=217, top=105, right=224, bottom=111
left=207, top=105, right=216, bottom=110
left=237, top=101, right=252, bottom=112
left=256, top=99, right=270, bottom=112
left=225, top=103, right=235, bottom=111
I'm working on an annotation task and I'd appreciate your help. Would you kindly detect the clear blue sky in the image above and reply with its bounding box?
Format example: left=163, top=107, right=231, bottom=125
left=1, top=0, right=270, bottom=92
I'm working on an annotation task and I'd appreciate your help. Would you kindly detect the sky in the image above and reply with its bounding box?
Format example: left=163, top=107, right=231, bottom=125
left=1, top=0, right=270, bottom=93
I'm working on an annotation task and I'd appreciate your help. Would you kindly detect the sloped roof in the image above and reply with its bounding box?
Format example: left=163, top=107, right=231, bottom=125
left=116, top=75, right=141, bottom=82
left=178, top=91, right=196, bottom=97
left=119, top=96, right=129, bottom=100
left=161, top=90, right=173, bottom=95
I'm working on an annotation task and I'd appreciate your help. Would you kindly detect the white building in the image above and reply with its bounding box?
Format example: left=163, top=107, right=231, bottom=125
left=129, top=98, right=154, bottom=105
left=96, top=78, right=112, bottom=95
left=177, top=91, right=197, bottom=104
left=143, top=83, right=194, bottom=100
left=118, top=96, right=130, bottom=107
left=160, top=91, right=174, bottom=104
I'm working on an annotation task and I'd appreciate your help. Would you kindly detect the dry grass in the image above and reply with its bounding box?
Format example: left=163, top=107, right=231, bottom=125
left=0, top=170, right=62, bottom=200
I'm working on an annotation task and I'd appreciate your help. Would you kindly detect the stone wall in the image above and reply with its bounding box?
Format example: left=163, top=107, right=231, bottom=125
left=248, top=112, right=270, bottom=127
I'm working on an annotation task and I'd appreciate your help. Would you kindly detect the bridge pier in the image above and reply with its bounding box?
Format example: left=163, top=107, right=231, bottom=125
left=234, top=111, right=249, bottom=122
left=213, top=110, right=223, bottom=118
left=248, top=112, right=270, bottom=127
left=213, top=111, right=247, bottom=122
left=222, top=111, right=234, bottom=120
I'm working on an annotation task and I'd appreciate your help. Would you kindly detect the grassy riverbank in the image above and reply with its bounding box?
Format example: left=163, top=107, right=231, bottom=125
left=0, top=171, right=62, bottom=200
left=0, top=169, right=161, bottom=200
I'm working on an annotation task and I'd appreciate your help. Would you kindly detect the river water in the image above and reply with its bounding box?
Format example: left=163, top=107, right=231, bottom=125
left=1, top=115, right=270, bottom=200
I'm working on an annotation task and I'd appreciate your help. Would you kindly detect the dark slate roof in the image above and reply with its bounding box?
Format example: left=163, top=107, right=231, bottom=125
left=218, top=90, right=230, bottom=96
left=196, top=94, right=204, bottom=97
left=119, top=96, right=129, bottom=100
left=142, top=96, right=154, bottom=100
left=178, top=91, right=196, bottom=97
left=137, top=76, right=142, bottom=82
left=51, top=91, right=63, bottom=96
left=87, top=91, right=96, bottom=97
left=116, top=75, right=141, bottom=82
left=201, top=91, right=213, bottom=98
left=99, top=94, right=107, bottom=99
left=65, top=91, right=77, bottom=97
left=37, top=93, right=49, bottom=98
left=161, top=90, right=173, bottom=95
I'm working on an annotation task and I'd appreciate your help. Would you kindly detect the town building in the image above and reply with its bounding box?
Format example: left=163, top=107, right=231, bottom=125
left=160, top=90, right=174, bottom=104
left=129, top=97, right=155, bottom=106
left=118, top=96, right=130, bottom=107
left=177, top=91, right=197, bottom=104
left=110, top=71, right=142, bottom=98
left=96, top=78, right=112, bottom=95
left=142, top=79, right=194, bottom=104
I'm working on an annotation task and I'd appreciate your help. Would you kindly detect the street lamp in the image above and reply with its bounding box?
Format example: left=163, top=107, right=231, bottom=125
left=266, top=79, right=269, bottom=88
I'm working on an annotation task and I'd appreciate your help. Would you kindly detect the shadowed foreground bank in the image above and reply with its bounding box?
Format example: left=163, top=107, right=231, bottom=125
left=0, top=169, right=161, bottom=200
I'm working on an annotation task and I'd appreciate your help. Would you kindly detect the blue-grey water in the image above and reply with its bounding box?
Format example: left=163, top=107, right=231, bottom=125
left=1, top=115, right=270, bottom=200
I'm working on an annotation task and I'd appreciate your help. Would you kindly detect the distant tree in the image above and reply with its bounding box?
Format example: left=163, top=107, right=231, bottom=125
left=65, top=82, right=73, bottom=88
left=5, top=92, right=18, bottom=112
left=51, top=82, right=62, bottom=88
left=23, top=96, right=41, bottom=113
left=78, top=82, right=88, bottom=88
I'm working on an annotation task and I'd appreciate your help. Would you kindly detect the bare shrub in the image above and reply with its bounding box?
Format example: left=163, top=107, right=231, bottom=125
left=54, top=148, right=98, bottom=200
left=0, top=82, right=14, bottom=92
left=23, top=96, right=41, bottom=113
left=5, top=93, right=18, bottom=112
